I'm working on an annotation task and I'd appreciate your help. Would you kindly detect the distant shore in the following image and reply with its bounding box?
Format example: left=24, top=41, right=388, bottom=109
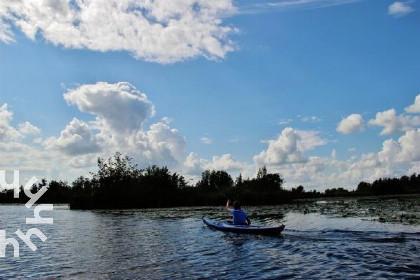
left=1, top=153, right=419, bottom=210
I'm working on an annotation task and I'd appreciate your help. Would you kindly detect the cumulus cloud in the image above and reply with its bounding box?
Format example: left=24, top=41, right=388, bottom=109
left=268, top=131, right=419, bottom=190
left=64, top=82, right=155, bottom=134
left=138, top=122, right=186, bottom=166
left=254, top=127, right=327, bottom=166
left=368, top=109, right=420, bottom=135
left=59, top=82, right=186, bottom=167
left=0, top=104, right=40, bottom=140
left=44, top=118, right=103, bottom=156
left=336, top=114, right=364, bottom=134
left=185, top=152, right=208, bottom=175
left=337, top=129, right=420, bottom=187
left=18, top=121, right=41, bottom=135
left=0, top=104, right=40, bottom=141
left=0, top=0, right=237, bottom=63
left=0, top=93, right=188, bottom=182
left=0, top=104, right=22, bottom=141
left=1, top=90, right=184, bottom=181
left=204, top=154, right=245, bottom=172
left=379, top=129, right=420, bottom=163
left=4, top=87, right=420, bottom=190
left=388, top=1, right=415, bottom=17
left=405, top=94, right=420, bottom=113
left=184, top=152, right=245, bottom=175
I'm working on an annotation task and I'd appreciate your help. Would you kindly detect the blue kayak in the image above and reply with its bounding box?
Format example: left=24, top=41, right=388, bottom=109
left=202, top=216, right=285, bottom=236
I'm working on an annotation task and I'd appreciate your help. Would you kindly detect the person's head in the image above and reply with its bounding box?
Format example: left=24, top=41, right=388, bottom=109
left=233, top=201, right=241, bottom=210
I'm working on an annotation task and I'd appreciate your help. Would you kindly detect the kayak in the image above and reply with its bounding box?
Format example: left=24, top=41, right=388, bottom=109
left=202, top=216, right=285, bottom=236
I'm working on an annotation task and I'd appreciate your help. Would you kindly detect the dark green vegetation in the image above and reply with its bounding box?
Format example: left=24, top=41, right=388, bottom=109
left=0, top=153, right=419, bottom=209
left=283, top=195, right=420, bottom=225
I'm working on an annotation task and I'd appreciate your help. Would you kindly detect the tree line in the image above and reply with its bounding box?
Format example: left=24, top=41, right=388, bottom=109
left=0, top=153, right=419, bottom=209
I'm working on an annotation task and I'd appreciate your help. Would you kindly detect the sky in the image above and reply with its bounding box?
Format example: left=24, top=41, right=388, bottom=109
left=0, top=0, right=419, bottom=190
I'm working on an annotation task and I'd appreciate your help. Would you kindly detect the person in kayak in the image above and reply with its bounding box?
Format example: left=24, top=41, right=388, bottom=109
left=226, top=200, right=251, bottom=225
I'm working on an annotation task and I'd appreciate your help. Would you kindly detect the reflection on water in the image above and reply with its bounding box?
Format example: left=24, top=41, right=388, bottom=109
left=0, top=198, right=419, bottom=279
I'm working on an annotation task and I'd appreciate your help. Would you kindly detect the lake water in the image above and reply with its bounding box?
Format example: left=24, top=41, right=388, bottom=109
left=0, top=197, right=419, bottom=279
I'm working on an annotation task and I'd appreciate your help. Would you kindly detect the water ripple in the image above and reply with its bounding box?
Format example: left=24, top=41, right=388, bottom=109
left=0, top=204, right=419, bottom=279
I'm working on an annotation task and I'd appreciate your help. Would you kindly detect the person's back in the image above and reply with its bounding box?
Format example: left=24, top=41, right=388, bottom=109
left=230, top=208, right=249, bottom=225
left=225, top=200, right=251, bottom=225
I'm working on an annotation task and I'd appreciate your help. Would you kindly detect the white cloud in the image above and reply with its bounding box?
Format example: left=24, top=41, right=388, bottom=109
left=300, top=115, right=322, bottom=123
left=50, top=82, right=186, bottom=168
left=161, top=117, right=173, bottom=124
left=254, top=127, right=327, bottom=166
left=336, top=114, right=364, bottom=134
left=44, top=118, right=103, bottom=156
left=0, top=0, right=237, bottom=63
left=204, top=154, right=245, bottom=172
left=4, top=88, right=420, bottom=190
left=201, top=137, right=213, bottom=145
left=278, top=118, right=292, bottom=125
left=64, top=82, right=155, bottom=134
left=18, top=121, right=41, bottom=135
left=183, top=152, right=253, bottom=183
left=378, top=139, right=401, bottom=163
left=184, top=152, right=245, bottom=174
left=368, top=109, right=420, bottom=135
left=379, top=129, right=420, bottom=163
left=398, top=129, right=420, bottom=161
left=408, top=162, right=420, bottom=175
left=266, top=0, right=360, bottom=10
left=140, top=122, right=187, bottom=166
left=185, top=152, right=208, bottom=175
left=405, top=94, right=420, bottom=113
left=0, top=104, right=22, bottom=141
left=0, top=105, right=40, bottom=141
left=0, top=18, right=14, bottom=43
left=388, top=1, right=415, bottom=17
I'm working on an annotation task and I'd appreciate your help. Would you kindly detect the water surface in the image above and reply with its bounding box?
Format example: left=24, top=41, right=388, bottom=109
left=0, top=197, right=419, bottom=279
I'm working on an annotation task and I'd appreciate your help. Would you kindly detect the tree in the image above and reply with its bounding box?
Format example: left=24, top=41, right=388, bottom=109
left=292, top=185, right=304, bottom=195
left=72, top=176, right=94, bottom=191
left=92, top=152, right=142, bottom=193
left=235, top=174, right=243, bottom=188
left=257, top=166, right=267, bottom=179
left=356, top=181, right=372, bottom=194
left=196, top=170, right=233, bottom=191
left=196, top=170, right=212, bottom=190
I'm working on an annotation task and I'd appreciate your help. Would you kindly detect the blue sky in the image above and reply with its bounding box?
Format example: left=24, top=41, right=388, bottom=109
left=1, top=0, right=419, bottom=190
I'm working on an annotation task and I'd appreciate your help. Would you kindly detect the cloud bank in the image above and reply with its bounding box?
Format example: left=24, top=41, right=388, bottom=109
left=0, top=104, right=40, bottom=141
left=0, top=0, right=237, bottom=63
left=368, top=109, right=420, bottom=135
left=1, top=89, right=420, bottom=190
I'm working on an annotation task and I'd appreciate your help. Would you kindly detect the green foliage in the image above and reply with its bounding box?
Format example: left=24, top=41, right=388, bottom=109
left=354, top=174, right=420, bottom=196
left=1, top=153, right=419, bottom=208
left=324, top=187, right=350, bottom=197
left=196, top=170, right=233, bottom=191
left=257, top=165, right=267, bottom=179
